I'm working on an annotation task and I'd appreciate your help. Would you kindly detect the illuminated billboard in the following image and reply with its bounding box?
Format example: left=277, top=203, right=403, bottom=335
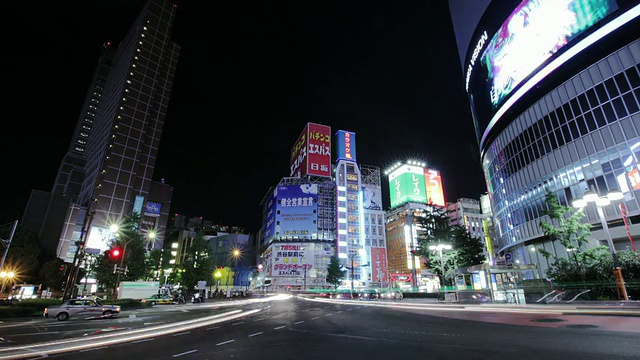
left=336, top=130, right=357, bottom=162
left=290, top=123, right=332, bottom=178
left=86, top=226, right=113, bottom=255
left=466, top=0, right=622, bottom=146
left=424, top=168, right=446, bottom=207
left=388, top=165, right=427, bottom=208
left=362, top=184, right=382, bottom=210
left=271, top=243, right=314, bottom=277
left=144, top=201, right=162, bottom=217
left=370, top=247, right=388, bottom=285
left=275, top=184, right=318, bottom=239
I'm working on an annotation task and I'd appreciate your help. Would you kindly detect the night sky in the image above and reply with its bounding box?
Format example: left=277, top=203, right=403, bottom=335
left=4, top=0, right=487, bottom=233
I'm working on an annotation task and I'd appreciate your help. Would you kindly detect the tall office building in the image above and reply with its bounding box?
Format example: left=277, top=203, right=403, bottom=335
left=450, top=0, right=640, bottom=276
left=22, top=0, right=180, bottom=262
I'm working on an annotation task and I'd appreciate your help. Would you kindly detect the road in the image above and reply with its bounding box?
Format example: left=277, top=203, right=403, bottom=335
left=1, top=295, right=640, bottom=359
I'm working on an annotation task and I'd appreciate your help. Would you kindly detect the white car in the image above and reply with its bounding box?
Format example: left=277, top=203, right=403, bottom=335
left=380, top=290, right=403, bottom=300
left=44, top=298, right=121, bottom=321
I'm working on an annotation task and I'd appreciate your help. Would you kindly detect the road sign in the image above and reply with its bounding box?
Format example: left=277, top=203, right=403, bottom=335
left=505, top=252, right=512, bottom=264
left=197, top=281, right=207, bottom=290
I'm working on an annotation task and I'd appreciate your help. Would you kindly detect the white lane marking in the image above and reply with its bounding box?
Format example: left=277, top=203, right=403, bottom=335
left=216, top=340, right=235, bottom=346
left=205, top=326, right=219, bottom=330
left=274, top=326, right=286, bottom=330
left=311, top=317, right=319, bottom=320
left=132, top=338, right=155, bottom=344
left=172, top=331, right=190, bottom=337
left=232, top=321, right=244, bottom=326
left=324, top=313, right=332, bottom=316
left=346, top=309, right=353, bottom=311
left=337, top=311, right=343, bottom=313
left=173, top=349, right=198, bottom=357
left=248, top=332, right=263, bottom=337
left=79, top=346, right=107, bottom=352
left=254, top=317, right=266, bottom=321
left=294, top=321, right=304, bottom=324
left=181, top=309, right=189, bottom=313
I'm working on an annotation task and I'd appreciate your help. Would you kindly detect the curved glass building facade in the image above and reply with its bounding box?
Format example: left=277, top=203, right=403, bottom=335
left=452, top=0, right=640, bottom=275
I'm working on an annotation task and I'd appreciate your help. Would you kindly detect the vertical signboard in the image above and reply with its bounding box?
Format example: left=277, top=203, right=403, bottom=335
left=290, top=123, right=332, bottom=178
left=335, top=130, right=356, bottom=162
left=272, top=243, right=313, bottom=276
left=275, top=184, right=318, bottom=239
left=388, top=165, right=427, bottom=208
left=264, top=190, right=277, bottom=244
left=133, top=195, right=145, bottom=215
left=307, top=123, right=332, bottom=177
left=424, top=168, right=446, bottom=207
left=371, top=247, right=388, bottom=285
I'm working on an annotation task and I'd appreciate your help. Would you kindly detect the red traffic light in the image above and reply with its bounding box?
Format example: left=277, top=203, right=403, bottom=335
left=111, top=248, right=121, bottom=258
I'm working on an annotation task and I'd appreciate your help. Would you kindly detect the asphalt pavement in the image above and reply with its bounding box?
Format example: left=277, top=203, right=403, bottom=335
left=1, top=294, right=640, bottom=359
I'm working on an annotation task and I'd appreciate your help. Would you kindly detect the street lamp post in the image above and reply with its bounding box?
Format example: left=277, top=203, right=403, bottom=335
left=572, top=188, right=628, bottom=301
left=227, top=249, right=241, bottom=291
left=429, top=244, right=452, bottom=293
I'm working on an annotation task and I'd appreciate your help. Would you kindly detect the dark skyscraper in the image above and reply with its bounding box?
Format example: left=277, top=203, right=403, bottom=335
left=22, top=0, right=180, bottom=261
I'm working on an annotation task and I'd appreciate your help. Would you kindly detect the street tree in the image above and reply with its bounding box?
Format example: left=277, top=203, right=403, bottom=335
left=0, top=224, right=41, bottom=280
left=538, top=188, right=592, bottom=282
left=326, top=255, right=346, bottom=290
left=414, top=206, right=486, bottom=286
left=179, top=230, right=213, bottom=295
left=39, top=258, right=67, bottom=292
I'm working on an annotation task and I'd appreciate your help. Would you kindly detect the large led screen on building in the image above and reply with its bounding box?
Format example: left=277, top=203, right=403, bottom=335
left=275, top=184, right=318, bottom=239
left=336, top=130, right=357, bottom=162
left=290, top=123, right=332, bottom=178
left=271, top=243, right=314, bottom=276
left=483, top=0, right=616, bottom=109
left=424, top=168, right=446, bottom=207
left=388, top=165, right=427, bottom=208
left=466, top=0, right=620, bottom=145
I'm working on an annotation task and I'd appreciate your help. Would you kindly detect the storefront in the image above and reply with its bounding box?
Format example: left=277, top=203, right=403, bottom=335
left=453, top=263, right=538, bottom=304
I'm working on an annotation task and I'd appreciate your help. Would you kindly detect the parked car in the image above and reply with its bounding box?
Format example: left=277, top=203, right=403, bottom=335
left=359, top=289, right=379, bottom=300
left=380, top=290, right=403, bottom=300
left=44, top=298, right=121, bottom=321
left=318, top=291, right=335, bottom=298
left=141, top=294, right=173, bottom=305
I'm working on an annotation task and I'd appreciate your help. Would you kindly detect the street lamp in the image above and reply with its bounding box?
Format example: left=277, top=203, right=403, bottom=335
left=0, top=271, right=15, bottom=295
left=214, top=270, right=222, bottom=291
left=572, top=188, right=628, bottom=301
left=146, top=230, right=157, bottom=250
left=429, top=244, right=452, bottom=293
left=227, top=249, right=241, bottom=290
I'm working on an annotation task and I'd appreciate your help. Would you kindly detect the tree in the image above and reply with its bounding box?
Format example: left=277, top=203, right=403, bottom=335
left=145, top=248, right=172, bottom=281
left=179, top=230, right=213, bottom=295
left=414, top=206, right=486, bottom=286
left=0, top=225, right=41, bottom=281
left=450, top=225, right=486, bottom=268
left=326, top=255, right=346, bottom=289
left=538, top=188, right=592, bottom=284
left=39, top=258, right=67, bottom=292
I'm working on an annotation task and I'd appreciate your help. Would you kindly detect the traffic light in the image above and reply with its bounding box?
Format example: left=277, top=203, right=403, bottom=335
left=104, top=247, right=123, bottom=261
